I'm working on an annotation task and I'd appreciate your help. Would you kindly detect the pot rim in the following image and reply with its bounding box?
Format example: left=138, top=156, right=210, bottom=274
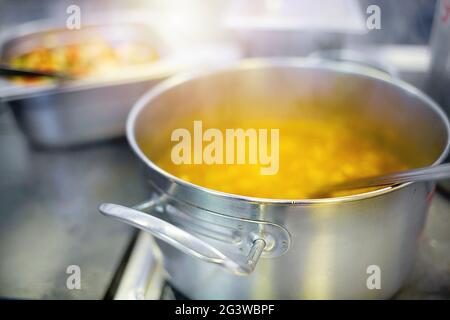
left=126, top=58, right=450, bottom=205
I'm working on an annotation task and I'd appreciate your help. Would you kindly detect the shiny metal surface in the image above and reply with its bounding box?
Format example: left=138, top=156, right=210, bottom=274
left=99, top=198, right=290, bottom=275
left=113, top=232, right=166, bottom=300
left=113, top=59, right=450, bottom=299
left=426, top=0, right=450, bottom=193
left=111, top=192, right=450, bottom=300
left=0, top=22, right=169, bottom=147
left=0, top=109, right=143, bottom=299
left=124, top=181, right=437, bottom=299
left=8, top=79, right=161, bottom=147
left=427, top=0, right=450, bottom=117
left=395, top=192, right=450, bottom=299
left=308, top=49, right=399, bottom=77
left=99, top=203, right=265, bottom=275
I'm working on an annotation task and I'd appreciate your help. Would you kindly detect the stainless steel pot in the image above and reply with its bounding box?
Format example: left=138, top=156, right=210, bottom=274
left=100, top=59, right=450, bottom=299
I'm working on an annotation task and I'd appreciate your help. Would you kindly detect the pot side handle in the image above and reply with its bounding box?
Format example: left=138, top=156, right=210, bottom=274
left=99, top=202, right=266, bottom=276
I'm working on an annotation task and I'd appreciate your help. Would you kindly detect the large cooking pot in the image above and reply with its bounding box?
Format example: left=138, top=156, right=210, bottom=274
left=100, top=59, right=450, bottom=299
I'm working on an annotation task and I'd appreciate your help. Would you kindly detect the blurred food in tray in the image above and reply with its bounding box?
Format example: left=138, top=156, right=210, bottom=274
left=4, top=26, right=160, bottom=84
left=0, top=23, right=167, bottom=87
left=8, top=40, right=159, bottom=83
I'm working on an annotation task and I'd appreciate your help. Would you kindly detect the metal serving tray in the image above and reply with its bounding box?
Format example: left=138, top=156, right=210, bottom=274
left=0, top=20, right=241, bottom=148
left=0, top=22, right=173, bottom=147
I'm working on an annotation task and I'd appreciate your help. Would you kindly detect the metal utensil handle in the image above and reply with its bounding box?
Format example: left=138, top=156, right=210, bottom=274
left=329, top=163, right=450, bottom=192
left=0, top=64, right=71, bottom=79
left=99, top=203, right=266, bottom=276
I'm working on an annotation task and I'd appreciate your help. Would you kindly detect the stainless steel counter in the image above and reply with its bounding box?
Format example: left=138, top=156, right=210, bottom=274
left=0, top=109, right=147, bottom=299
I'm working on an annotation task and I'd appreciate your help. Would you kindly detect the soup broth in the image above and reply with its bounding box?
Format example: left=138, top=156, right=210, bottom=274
left=142, top=115, right=414, bottom=199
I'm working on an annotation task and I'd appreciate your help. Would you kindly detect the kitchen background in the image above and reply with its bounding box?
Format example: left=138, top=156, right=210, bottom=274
left=0, top=0, right=449, bottom=299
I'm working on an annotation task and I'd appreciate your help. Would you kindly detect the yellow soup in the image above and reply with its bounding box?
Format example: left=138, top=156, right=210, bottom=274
left=145, top=116, right=413, bottom=200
